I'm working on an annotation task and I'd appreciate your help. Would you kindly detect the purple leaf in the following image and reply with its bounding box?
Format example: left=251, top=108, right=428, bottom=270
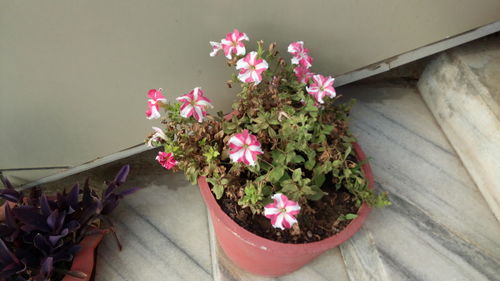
left=4, top=204, right=16, bottom=229
left=68, top=184, right=79, bottom=212
left=40, top=256, right=53, bottom=277
left=104, top=182, right=118, bottom=198
left=39, top=195, right=51, bottom=217
left=0, top=189, right=22, bottom=203
left=33, top=234, right=51, bottom=256
left=49, top=228, right=69, bottom=246
left=46, top=209, right=66, bottom=233
left=0, top=176, right=14, bottom=189
left=113, top=165, right=130, bottom=186
left=0, top=238, right=19, bottom=264
left=13, top=206, right=50, bottom=232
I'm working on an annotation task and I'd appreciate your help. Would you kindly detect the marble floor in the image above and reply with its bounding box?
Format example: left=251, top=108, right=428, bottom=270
left=42, top=81, right=500, bottom=280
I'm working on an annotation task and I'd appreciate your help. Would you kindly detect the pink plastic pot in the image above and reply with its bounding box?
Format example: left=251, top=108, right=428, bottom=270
left=198, top=142, right=373, bottom=276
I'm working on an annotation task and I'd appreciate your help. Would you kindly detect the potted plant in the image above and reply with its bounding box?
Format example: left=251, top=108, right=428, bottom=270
left=144, top=29, right=390, bottom=276
left=0, top=165, right=138, bottom=281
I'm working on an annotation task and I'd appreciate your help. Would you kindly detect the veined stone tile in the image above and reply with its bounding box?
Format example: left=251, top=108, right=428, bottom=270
left=340, top=83, right=500, bottom=281
left=94, top=172, right=212, bottom=281
left=418, top=37, right=500, bottom=221
left=340, top=227, right=389, bottom=281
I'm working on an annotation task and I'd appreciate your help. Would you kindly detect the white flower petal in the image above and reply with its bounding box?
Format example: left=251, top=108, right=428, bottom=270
left=236, top=45, right=246, bottom=56
left=250, top=71, right=260, bottom=84
left=193, top=87, right=201, bottom=100
left=237, top=71, right=252, bottom=83
left=147, top=106, right=161, bottom=120
left=255, top=60, right=268, bottom=71
left=180, top=104, right=193, bottom=118
left=236, top=59, right=250, bottom=70
left=273, top=213, right=285, bottom=230
left=283, top=213, right=298, bottom=227
left=272, top=193, right=286, bottom=209
left=248, top=145, right=263, bottom=153
left=264, top=207, right=281, bottom=216
left=244, top=149, right=256, bottom=166
left=152, top=127, right=167, bottom=140
left=194, top=106, right=204, bottom=122
left=285, top=204, right=300, bottom=213
left=230, top=148, right=245, bottom=163
left=324, top=87, right=336, bottom=97
left=229, top=136, right=244, bottom=147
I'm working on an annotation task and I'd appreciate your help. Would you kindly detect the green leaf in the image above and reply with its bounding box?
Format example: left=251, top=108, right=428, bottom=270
left=345, top=214, right=358, bottom=220
left=292, top=168, right=302, bottom=182
left=343, top=145, right=352, bottom=161
left=291, top=154, right=305, bottom=164
left=271, top=150, right=286, bottom=165
left=212, top=184, right=224, bottom=199
left=311, top=173, right=326, bottom=187
left=268, top=166, right=285, bottom=182
left=305, top=158, right=316, bottom=170
left=307, top=185, right=327, bottom=201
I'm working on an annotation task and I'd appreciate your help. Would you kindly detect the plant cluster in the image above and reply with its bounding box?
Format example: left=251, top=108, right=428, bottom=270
left=145, top=29, right=389, bottom=230
left=0, top=165, right=138, bottom=281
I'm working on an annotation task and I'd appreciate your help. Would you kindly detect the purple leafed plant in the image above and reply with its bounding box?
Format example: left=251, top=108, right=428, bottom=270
left=0, top=165, right=139, bottom=281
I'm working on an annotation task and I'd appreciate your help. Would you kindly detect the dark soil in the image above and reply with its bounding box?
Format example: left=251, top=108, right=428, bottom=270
left=217, top=182, right=360, bottom=244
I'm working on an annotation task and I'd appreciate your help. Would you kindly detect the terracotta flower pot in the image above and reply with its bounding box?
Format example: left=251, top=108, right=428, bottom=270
left=198, top=142, right=373, bottom=276
left=62, top=230, right=106, bottom=281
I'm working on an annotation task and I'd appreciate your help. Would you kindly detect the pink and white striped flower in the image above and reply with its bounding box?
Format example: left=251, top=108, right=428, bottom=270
left=228, top=130, right=263, bottom=166
left=147, top=127, right=167, bottom=148
left=306, top=74, right=336, bottom=104
left=264, top=193, right=301, bottom=230
left=293, top=65, right=314, bottom=84
left=236, top=52, right=268, bottom=85
left=209, top=41, right=222, bottom=57
left=176, top=87, right=213, bottom=123
left=156, top=151, right=177, bottom=170
left=145, top=89, right=167, bottom=120
left=220, top=29, right=249, bottom=59
left=288, top=41, right=313, bottom=68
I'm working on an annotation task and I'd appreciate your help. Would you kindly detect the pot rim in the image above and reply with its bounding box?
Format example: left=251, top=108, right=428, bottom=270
left=198, top=142, right=373, bottom=254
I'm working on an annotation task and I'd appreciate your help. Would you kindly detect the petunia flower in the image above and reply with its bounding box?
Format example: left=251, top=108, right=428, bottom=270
left=176, top=87, right=213, bottom=122
left=236, top=51, right=269, bottom=85
left=264, top=193, right=301, bottom=230
left=220, top=29, right=249, bottom=59
left=145, top=88, right=167, bottom=120
left=146, top=127, right=167, bottom=148
left=288, top=41, right=313, bottom=68
left=228, top=129, right=263, bottom=166
left=156, top=151, right=177, bottom=170
left=293, top=65, right=314, bottom=84
left=306, top=74, right=336, bottom=104
left=209, top=41, right=222, bottom=57
left=146, top=101, right=161, bottom=120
